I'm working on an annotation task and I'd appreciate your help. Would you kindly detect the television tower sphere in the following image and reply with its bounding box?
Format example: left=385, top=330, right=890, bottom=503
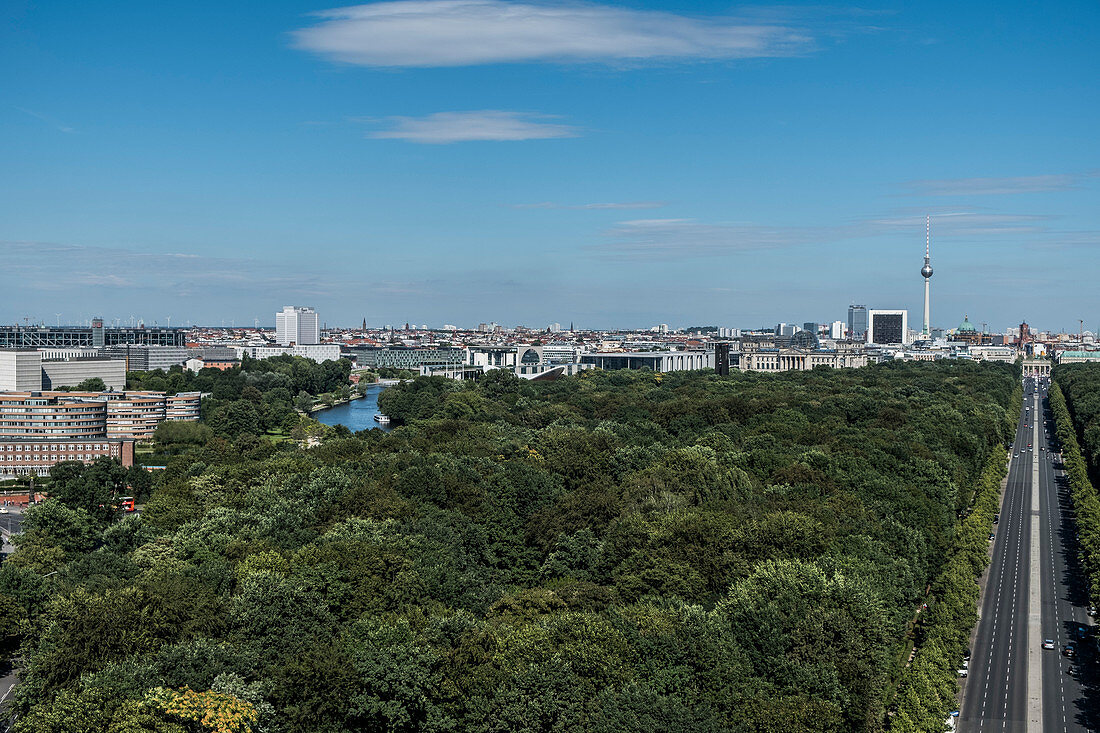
left=921, top=262, right=933, bottom=278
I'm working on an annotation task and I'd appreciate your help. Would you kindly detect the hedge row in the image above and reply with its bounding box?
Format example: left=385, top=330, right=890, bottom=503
left=890, top=445, right=1008, bottom=731
left=1048, top=382, right=1100, bottom=612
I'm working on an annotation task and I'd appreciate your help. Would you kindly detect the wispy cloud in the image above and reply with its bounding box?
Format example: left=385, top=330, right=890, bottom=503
left=902, top=173, right=1097, bottom=196
left=292, top=0, right=814, bottom=67
left=592, top=218, right=809, bottom=259
left=0, top=241, right=332, bottom=298
left=511, top=201, right=666, bottom=210
left=15, top=107, right=75, bottom=134
left=588, top=210, right=1057, bottom=260
left=368, top=110, right=577, bottom=143
left=0, top=241, right=563, bottom=323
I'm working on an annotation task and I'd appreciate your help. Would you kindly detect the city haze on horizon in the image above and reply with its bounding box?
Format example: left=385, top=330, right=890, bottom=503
left=2, top=1, right=1097, bottom=329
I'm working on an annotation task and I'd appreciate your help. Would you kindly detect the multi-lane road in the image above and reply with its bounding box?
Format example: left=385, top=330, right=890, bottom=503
left=0, top=507, right=20, bottom=730
left=960, top=377, right=1096, bottom=731
left=0, top=509, right=21, bottom=556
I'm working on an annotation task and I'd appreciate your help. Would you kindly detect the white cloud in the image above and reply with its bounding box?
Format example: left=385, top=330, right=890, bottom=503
left=511, top=200, right=666, bottom=210
left=293, top=0, right=812, bottom=67
left=903, top=173, right=1095, bottom=196
left=368, top=110, right=577, bottom=143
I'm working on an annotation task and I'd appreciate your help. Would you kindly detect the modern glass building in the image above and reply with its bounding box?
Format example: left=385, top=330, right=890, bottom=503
left=847, top=305, right=868, bottom=340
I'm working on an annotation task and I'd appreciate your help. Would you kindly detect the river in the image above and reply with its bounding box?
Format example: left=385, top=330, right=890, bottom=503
left=314, top=382, right=393, bottom=433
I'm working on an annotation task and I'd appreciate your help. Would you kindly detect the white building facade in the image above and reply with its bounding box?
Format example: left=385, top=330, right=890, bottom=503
left=866, top=310, right=910, bottom=345
left=0, top=351, right=43, bottom=391
left=41, top=358, right=127, bottom=391
left=235, top=344, right=341, bottom=362
left=275, top=306, right=320, bottom=346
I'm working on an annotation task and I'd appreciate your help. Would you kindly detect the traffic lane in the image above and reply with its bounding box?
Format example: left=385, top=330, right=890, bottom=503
left=962, top=452, right=1025, bottom=729
left=0, top=510, right=21, bottom=536
left=962, top=414, right=1031, bottom=731
left=1000, top=402, right=1034, bottom=727
left=1039, top=433, right=1060, bottom=732
left=0, top=509, right=21, bottom=555
left=1001, top=407, right=1033, bottom=727
left=1043, top=424, right=1096, bottom=730
left=1039, top=418, right=1079, bottom=731
left=0, top=657, right=17, bottom=728
left=1037, top=396, right=1092, bottom=730
left=1007, top=431, right=1032, bottom=727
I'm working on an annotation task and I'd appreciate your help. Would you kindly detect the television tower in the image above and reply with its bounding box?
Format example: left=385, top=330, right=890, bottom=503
left=921, top=216, right=933, bottom=337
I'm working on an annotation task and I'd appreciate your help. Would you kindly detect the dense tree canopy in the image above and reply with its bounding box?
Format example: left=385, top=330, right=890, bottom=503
left=126, top=354, right=352, bottom=443
left=1051, top=365, right=1100, bottom=616
left=2, top=360, right=1018, bottom=732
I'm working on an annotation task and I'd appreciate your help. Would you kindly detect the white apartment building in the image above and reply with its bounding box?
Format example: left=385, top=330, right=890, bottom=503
left=235, top=344, right=341, bottom=363
left=275, top=306, right=320, bottom=346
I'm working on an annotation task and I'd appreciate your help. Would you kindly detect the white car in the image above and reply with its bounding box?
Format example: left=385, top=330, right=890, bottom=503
left=1043, top=639, right=1055, bottom=650
left=957, top=669, right=968, bottom=677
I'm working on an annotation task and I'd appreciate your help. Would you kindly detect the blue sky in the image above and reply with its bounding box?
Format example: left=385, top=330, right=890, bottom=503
left=2, top=0, right=1097, bottom=331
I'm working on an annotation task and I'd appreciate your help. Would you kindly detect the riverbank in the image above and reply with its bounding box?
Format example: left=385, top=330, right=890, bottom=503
left=307, top=392, right=364, bottom=413
left=313, top=383, right=392, bottom=433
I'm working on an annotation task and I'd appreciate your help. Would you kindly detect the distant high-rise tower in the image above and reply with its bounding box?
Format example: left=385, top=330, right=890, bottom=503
left=275, top=306, right=320, bottom=346
left=921, top=216, right=933, bottom=336
left=848, top=305, right=868, bottom=340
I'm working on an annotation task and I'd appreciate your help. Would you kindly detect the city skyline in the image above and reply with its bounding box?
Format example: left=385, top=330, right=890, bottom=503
left=3, top=1, right=1098, bottom=328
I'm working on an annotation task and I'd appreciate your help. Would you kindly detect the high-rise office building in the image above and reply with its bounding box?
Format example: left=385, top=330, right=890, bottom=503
left=867, top=310, right=909, bottom=345
left=275, top=306, right=320, bottom=346
left=848, top=305, right=868, bottom=340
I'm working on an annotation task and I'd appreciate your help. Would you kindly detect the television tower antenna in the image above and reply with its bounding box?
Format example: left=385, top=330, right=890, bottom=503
left=920, top=216, right=933, bottom=337
left=55, top=313, right=62, bottom=327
